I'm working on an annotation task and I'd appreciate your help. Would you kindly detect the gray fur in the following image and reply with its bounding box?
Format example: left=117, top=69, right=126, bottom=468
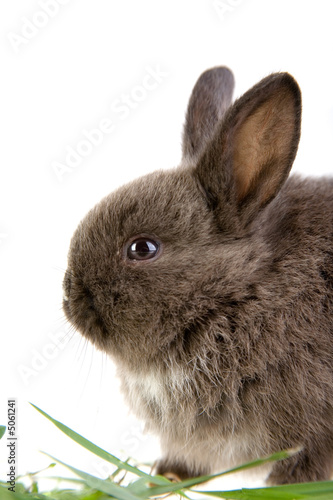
left=182, top=67, right=234, bottom=162
left=63, top=67, right=333, bottom=485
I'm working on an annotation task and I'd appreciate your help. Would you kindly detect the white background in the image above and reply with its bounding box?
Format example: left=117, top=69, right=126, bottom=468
left=1, top=0, right=333, bottom=492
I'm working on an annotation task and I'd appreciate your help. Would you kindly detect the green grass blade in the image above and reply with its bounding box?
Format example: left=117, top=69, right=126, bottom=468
left=126, top=477, right=151, bottom=496
left=0, top=487, right=22, bottom=500
left=29, top=475, right=87, bottom=485
left=0, top=426, right=6, bottom=440
left=200, top=480, right=333, bottom=500
left=0, top=484, right=46, bottom=500
left=198, top=488, right=304, bottom=499
left=146, top=449, right=298, bottom=497
left=30, top=404, right=168, bottom=487
left=42, top=452, right=143, bottom=500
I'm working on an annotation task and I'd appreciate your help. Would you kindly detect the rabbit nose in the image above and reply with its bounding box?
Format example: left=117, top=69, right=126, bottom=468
left=63, top=270, right=72, bottom=302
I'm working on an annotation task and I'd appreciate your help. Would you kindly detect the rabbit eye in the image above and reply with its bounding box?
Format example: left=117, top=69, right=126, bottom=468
left=127, top=238, right=160, bottom=261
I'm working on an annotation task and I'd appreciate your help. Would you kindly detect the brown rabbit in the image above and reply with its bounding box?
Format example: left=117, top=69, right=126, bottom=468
left=63, top=67, right=333, bottom=485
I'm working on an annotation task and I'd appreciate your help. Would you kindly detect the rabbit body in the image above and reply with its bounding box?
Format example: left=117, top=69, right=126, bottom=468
left=63, top=68, right=333, bottom=484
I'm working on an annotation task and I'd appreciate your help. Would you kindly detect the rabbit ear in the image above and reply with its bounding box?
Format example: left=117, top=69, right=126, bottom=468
left=194, top=72, right=302, bottom=232
left=182, top=67, right=235, bottom=162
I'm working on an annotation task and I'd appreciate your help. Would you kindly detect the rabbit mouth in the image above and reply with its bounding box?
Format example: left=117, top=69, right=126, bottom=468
left=63, top=294, right=110, bottom=348
left=63, top=272, right=110, bottom=348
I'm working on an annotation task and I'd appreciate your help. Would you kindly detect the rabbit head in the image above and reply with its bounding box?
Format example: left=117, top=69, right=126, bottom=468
left=63, top=67, right=300, bottom=366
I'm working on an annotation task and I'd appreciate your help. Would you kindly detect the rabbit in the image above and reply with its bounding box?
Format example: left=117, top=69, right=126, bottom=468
left=63, top=66, right=333, bottom=485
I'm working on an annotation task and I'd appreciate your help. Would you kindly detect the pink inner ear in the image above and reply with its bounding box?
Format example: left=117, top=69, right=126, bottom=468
left=232, top=88, right=297, bottom=205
